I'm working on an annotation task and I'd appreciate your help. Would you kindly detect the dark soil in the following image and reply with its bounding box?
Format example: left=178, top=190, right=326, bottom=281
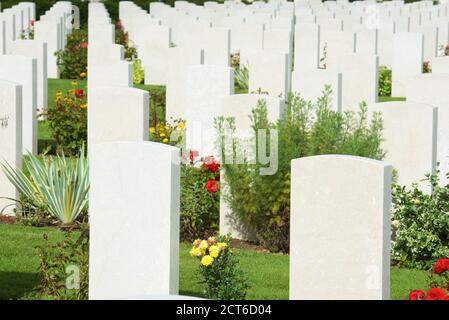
left=0, top=215, right=17, bottom=224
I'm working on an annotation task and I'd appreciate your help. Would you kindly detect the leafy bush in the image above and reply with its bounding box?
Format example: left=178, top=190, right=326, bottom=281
left=45, top=82, right=87, bottom=155
left=423, top=61, right=432, bottom=73
left=189, top=235, right=249, bottom=300
left=378, top=66, right=392, bottom=97
left=56, top=29, right=88, bottom=80
left=181, top=154, right=220, bottom=242
left=392, top=173, right=449, bottom=270
left=1, top=149, right=89, bottom=225
left=216, top=87, right=384, bottom=252
left=36, top=228, right=89, bottom=300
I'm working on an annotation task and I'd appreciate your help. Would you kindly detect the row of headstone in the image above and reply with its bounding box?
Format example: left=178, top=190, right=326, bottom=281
left=0, top=2, right=74, bottom=216
left=87, top=2, right=181, bottom=300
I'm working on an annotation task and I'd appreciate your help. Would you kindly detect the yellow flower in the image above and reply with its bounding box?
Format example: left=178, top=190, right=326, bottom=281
left=68, top=89, right=75, bottom=95
left=217, top=242, right=227, bottom=250
left=56, top=91, right=62, bottom=96
left=199, top=240, right=209, bottom=250
left=80, top=104, right=87, bottom=109
left=177, top=121, right=185, bottom=129
left=80, top=72, right=87, bottom=78
left=207, top=236, right=216, bottom=245
left=201, top=255, right=214, bottom=267
left=193, top=239, right=201, bottom=247
left=189, top=247, right=203, bottom=257
left=159, top=133, right=166, bottom=138
left=149, top=127, right=155, bottom=133
left=209, top=245, right=220, bottom=258
left=163, top=138, right=169, bottom=144
left=71, top=81, right=78, bottom=86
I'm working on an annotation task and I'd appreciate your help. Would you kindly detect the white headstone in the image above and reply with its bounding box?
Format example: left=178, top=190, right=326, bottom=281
left=88, top=86, right=149, bottom=146
left=0, top=80, right=22, bottom=215
left=290, top=155, right=392, bottom=300
left=89, top=141, right=180, bottom=299
left=392, top=32, right=424, bottom=97
left=369, top=101, right=437, bottom=192
left=0, top=55, right=37, bottom=154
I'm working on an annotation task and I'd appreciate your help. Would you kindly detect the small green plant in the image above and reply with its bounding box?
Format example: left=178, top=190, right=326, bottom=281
left=36, top=228, right=89, bottom=300
left=45, top=82, right=87, bottom=156
left=392, top=172, right=449, bottom=270
left=234, top=65, right=249, bottom=91
left=133, top=58, right=145, bottom=84
left=378, top=66, right=392, bottom=97
left=56, top=29, right=88, bottom=80
left=189, top=235, right=249, bottom=300
left=1, top=149, right=89, bottom=225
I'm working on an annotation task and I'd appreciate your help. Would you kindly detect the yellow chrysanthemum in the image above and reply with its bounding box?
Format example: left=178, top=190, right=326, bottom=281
left=199, top=240, right=209, bottom=250
left=201, top=255, right=214, bottom=267
left=217, top=242, right=227, bottom=250
left=189, top=247, right=203, bottom=257
left=177, top=121, right=185, bottom=129
left=71, top=81, right=78, bottom=86
left=193, top=239, right=201, bottom=247
left=163, top=138, right=169, bottom=144
left=209, top=245, right=220, bottom=258
left=56, top=91, right=62, bottom=96
left=207, top=237, right=216, bottom=245
left=159, top=133, right=166, bottom=138
left=149, top=127, right=155, bottom=133
left=80, top=104, right=87, bottom=109
left=80, top=72, right=87, bottom=78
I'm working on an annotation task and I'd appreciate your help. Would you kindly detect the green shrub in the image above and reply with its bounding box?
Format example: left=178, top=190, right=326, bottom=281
left=46, top=83, right=87, bottom=155
left=181, top=155, right=220, bottom=242
left=189, top=235, right=249, bottom=300
left=36, top=228, right=89, bottom=300
left=115, top=23, right=138, bottom=61
left=56, top=29, right=88, bottom=80
left=378, top=66, right=392, bottom=97
left=216, top=87, right=385, bottom=252
left=133, top=58, right=145, bottom=84
left=392, top=173, right=449, bottom=270
left=1, top=149, right=89, bottom=225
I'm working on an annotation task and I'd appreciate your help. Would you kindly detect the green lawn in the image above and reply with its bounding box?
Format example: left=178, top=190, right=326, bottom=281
left=0, top=224, right=428, bottom=300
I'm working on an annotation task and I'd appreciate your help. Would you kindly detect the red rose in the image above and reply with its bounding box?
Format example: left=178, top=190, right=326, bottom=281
left=215, top=174, right=220, bottom=181
left=203, top=156, right=220, bottom=173
left=30, top=20, right=35, bottom=27
left=75, top=89, right=84, bottom=98
left=189, top=150, right=199, bottom=162
left=409, top=290, right=425, bottom=300
left=433, top=258, right=449, bottom=274
left=81, top=42, right=88, bottom=49
left=425, top=288, right=448, bottom=300
left=206, top=180, right=219, bottom=193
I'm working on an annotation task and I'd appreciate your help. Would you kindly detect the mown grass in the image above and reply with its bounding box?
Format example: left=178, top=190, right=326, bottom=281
left=0, top=224, right=428, bottom=300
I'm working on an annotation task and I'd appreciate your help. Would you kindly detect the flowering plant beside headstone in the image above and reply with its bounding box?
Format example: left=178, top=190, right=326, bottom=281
left=45, top=81, right=87, bottom=155
left=56, top=29, right=88, bottom=80
left=190, top=235, right=249, bottom=300
left=180, top=152, right=220, bottom=241
left=409, top=258, right=449, bottom=300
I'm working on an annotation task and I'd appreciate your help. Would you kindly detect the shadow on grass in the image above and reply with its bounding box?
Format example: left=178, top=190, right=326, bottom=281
left=0, top=272, right=39, bottom=300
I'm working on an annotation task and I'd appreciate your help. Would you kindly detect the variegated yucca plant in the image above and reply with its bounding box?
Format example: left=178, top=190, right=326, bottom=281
left=234, top=65, right=249, bottom=91
left=1, top=149, right=89, bottom=224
